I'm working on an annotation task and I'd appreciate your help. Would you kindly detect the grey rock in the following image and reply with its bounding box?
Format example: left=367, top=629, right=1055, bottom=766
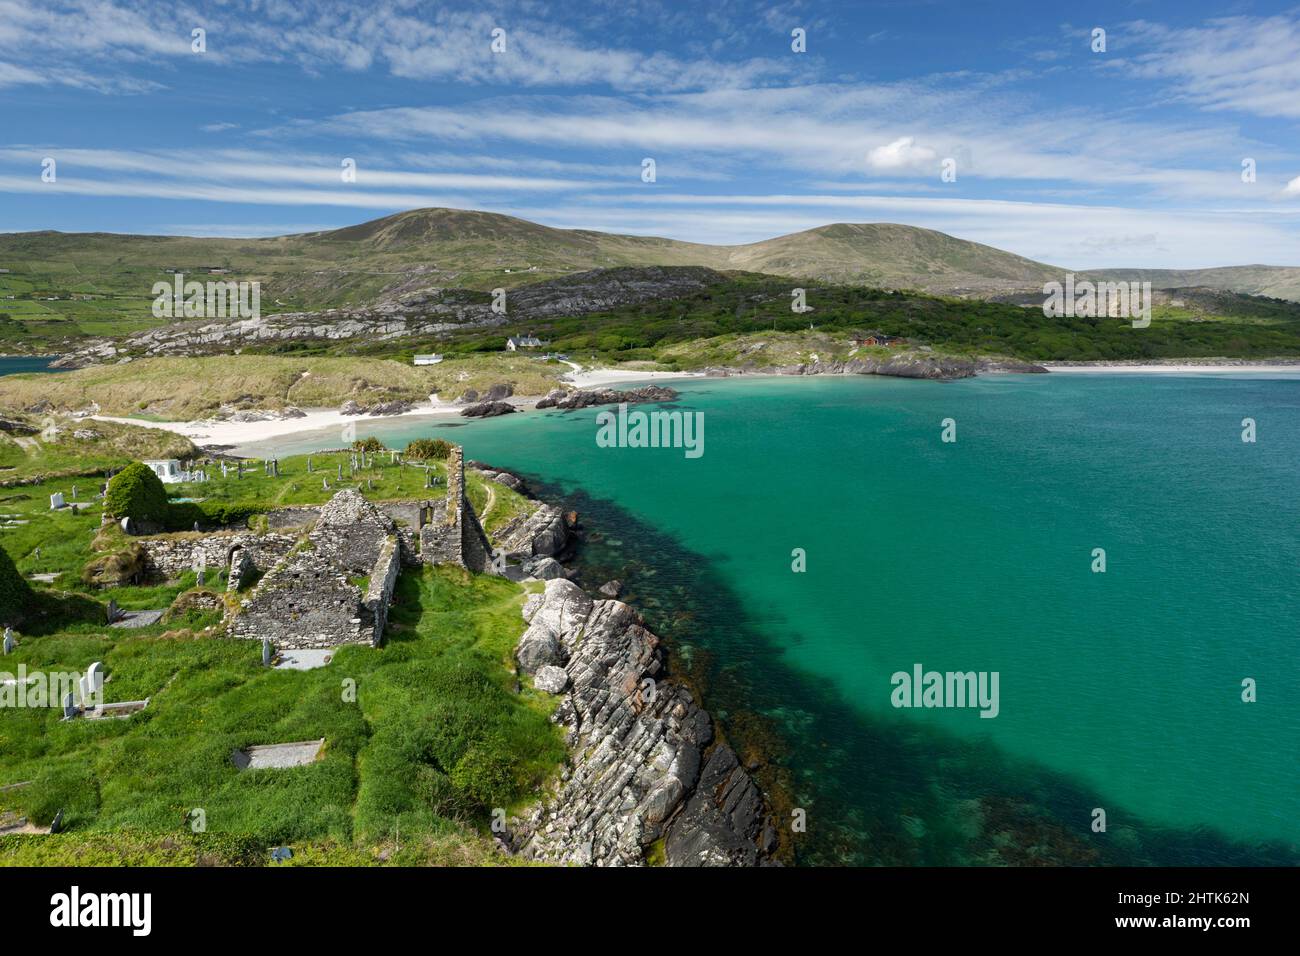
left=533, top=665, right=570, bottom=694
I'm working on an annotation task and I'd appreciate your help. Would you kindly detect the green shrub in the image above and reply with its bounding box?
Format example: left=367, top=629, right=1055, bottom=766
left=353, top=436, right=384, bottom=453
left=104, top=461, right=169, bottom=524
left=404, top=438, right=452, bottom=461
left=0, top=546, right=32, bottom=626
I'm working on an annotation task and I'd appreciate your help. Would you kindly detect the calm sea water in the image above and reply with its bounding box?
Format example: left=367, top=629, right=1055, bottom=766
left=245, top=373, right=1300, bottom=865
left=0, top=355, right=60, bottom=375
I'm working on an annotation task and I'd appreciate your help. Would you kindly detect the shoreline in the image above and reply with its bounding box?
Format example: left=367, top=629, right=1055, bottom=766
left=89, top=359, right=1299, bottom=453
left=90, top=366, right=706, bottom=451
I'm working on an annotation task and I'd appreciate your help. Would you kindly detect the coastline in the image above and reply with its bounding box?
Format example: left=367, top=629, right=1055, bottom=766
left=87, top=357, right=1300, bottom=453
left=90, top=366, right=708, bottom=449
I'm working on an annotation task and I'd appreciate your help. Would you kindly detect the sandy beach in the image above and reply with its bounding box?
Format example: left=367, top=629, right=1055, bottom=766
left=92, top=366, right=707, bottom=449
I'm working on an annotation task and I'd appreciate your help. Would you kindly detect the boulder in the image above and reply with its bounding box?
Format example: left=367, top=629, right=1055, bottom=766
left=460, top=401, right=517, bottom=418
left=527, top=557, right=566, bottom=581
left=598, top=579, right=622, bottom=598
left=533, top=664, right=570, bottom=694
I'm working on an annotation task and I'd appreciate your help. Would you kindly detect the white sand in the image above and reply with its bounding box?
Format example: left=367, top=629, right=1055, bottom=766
left=94, top=398, right=463, bottom=448
left=562, top=366, right=706, bottom=388
left=93, top=364, right=705, bottom=448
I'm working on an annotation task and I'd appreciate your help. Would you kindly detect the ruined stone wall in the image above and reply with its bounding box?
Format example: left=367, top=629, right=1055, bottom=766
left=362, top=536, right=401, bottom=646
left=139, top=532, right=298, bottom=580
left=264, top=506, right=320, bottom=531
left=228, top=548, right=371, bottom=650
left=307, top=490, right=397, bottom=575
left=419, top=448, right=493, bottom=572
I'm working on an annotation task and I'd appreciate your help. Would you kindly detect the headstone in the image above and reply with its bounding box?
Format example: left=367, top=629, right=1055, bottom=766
left=62, top=692, right=78, bottom=720
left=3, top=627, right=13, bottom=655
left=120, top=516, right=132, bottom=534
left=196, top=567, right=205, bottom=585
left=107, top=598, right=119, bottom=623
left=49, top=492, right=65, bottom=510
left=71, top=485, right=77, bottom=500
left=221, top=461, right=228, bottom=478
left=271, top=846, right=293, bottom=862
left=367, top=478, right=373, bottom=491
left=262, top=638, right=272, bottom=667
left=337, top=464, right=342, bottom=481
left=322, top=477, right=329, bottom=490
left=307, top=457, right=312, bottom=473
left=87, top=662, right=103, bottom=703
left=49, top=809, right=64, bottom=834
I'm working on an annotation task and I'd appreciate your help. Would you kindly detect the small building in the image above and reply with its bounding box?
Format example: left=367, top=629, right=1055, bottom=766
left=143, top=459, right=183, bottom=484
left=413, top=353, right=444, bottom=365
left=853, top=331, right=902, bottom=348
left=506, top=335, right=546, bottom=351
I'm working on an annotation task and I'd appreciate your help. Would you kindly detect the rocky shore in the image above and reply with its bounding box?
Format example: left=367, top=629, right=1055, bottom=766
left=508, top=578, right=776, bottom=866
left=480, top=464, right=776, bottom=866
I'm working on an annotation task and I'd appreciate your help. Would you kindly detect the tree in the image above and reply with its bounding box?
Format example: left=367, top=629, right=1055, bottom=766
left=104, top=461, right=170, bottom=524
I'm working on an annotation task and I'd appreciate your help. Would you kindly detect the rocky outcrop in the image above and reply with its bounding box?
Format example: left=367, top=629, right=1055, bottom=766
left=51, top=267, right=724, bottom=368
left=460, top=400, right=517, bottom=418
left=509, top=579, right=773, bottom=867
left=494, top=502, right=568, bottom=557
left=535, top=384, right=677, bottom=409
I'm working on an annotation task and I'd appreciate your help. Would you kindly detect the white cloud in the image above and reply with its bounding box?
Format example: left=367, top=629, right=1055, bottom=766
left=865, top=137, right=937, bottom=172
left=1285, top=175, right=1300, bottom=196
left=1116, top=16, right=1300, bottom=119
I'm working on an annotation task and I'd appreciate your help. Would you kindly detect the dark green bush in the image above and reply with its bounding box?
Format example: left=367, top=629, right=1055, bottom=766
left=353, top=436, right=384, bottom=453
left=0, top=545, right=32, bottom=626
left=104, top=461, right=170, bottom=524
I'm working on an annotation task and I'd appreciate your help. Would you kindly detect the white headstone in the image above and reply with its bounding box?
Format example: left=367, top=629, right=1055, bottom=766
left=49, top=492, right=65, bottom=510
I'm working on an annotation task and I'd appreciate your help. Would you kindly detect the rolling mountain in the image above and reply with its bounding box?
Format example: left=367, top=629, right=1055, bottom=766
left=1, top=208, right=1297, bottom=324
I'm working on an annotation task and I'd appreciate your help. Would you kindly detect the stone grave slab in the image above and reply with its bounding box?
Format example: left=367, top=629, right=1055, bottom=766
left=232, top=738, right=326, bottom=770
left=273, top=649, right=335, bottom=671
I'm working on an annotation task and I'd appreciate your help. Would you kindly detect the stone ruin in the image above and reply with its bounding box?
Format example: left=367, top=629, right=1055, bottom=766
left=418, top=444, right=493, bottom=573
left=228, top=490, right=403, bottom=650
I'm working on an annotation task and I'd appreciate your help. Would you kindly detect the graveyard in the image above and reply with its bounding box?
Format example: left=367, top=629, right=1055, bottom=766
left=0, top=438, right=567, bottom=865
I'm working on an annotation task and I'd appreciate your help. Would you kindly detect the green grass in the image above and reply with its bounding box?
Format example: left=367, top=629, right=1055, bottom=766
left=0, top=566, right=564, bottom=865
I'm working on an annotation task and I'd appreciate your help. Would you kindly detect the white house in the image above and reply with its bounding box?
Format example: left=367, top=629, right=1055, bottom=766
left=506, top=335, right=546, bottom=351
left=413, top=354, right=444, bottom=365
left=143, top=459, right=183, bottom=484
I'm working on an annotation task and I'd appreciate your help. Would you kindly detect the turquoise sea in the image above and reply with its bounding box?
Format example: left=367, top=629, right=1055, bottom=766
left=244, top=372, right=1300, bottom=865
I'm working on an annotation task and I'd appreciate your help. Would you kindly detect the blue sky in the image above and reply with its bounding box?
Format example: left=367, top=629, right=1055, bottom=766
left=2, top=0, right=1300, bottom=269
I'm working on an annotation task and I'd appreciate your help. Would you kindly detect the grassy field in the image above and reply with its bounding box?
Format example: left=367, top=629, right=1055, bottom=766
left=0, top=566, right=563, bottom=865
left=0, top=354, right=569, bottom=420
left=0, top=415, right=196, bottom=485
left=0, top=431, right=563, bottom=865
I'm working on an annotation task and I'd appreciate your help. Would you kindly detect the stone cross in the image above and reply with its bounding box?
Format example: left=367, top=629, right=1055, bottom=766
left=3, top=627, right=13, bottom=655
left=262, top=638, right=272, bottom=666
